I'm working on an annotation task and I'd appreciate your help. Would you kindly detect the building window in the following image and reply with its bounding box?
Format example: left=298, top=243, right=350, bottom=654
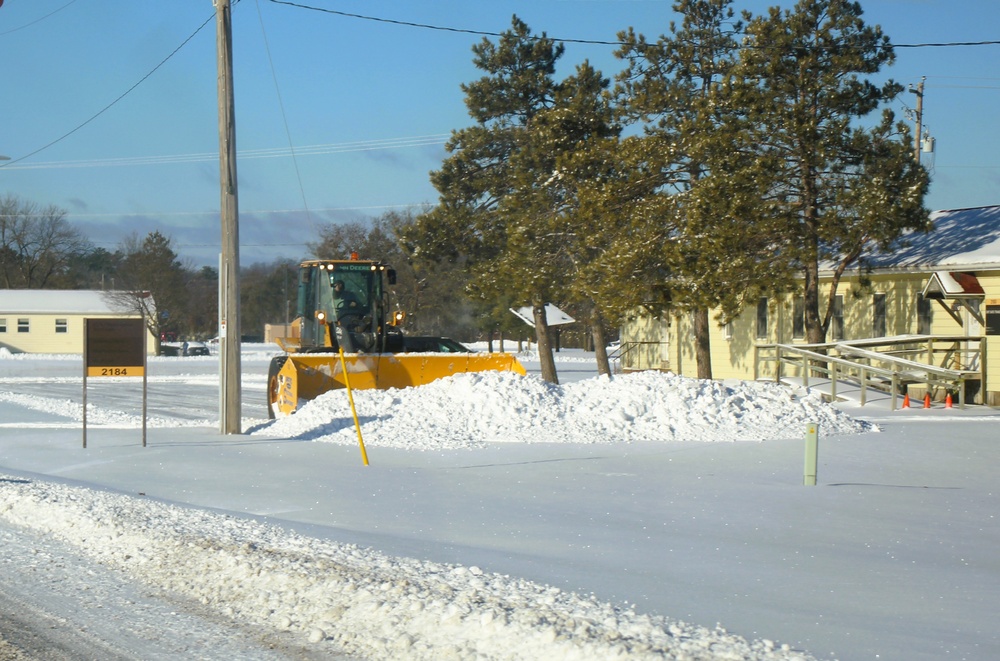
left=723, top=320, right=733, bottom=340
left=17, top=318, right=29, bottom=333
left=792, top=296, right=805, bottom=339
left=0, top=318, right=6, bottom=333
left=872, top=293, right=886, bottom=337
left=756, top=298, right=768, bottom=339
left=916, top=293, right=932, bottom=335
left=831, top=296, right=845, bottom=341
left=55, top=319, right=68, bottom=334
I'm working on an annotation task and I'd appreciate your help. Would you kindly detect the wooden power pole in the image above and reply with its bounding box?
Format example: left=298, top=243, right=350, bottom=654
left=909, top=77, right=925, bottom=164
left=216, top=0, right=242, bottom=434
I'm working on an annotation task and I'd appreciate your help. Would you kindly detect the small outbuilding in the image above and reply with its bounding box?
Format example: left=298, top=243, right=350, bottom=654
left=0, top=290, right=156, bottom=355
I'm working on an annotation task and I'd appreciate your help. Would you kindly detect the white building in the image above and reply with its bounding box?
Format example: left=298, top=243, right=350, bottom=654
left=0, top=290, right=155, bottom=354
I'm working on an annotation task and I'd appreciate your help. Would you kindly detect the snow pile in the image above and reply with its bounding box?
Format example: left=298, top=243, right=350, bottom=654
left=0, top=475, right=814, bottom=661
left=257, top=371, right=874, bottom=449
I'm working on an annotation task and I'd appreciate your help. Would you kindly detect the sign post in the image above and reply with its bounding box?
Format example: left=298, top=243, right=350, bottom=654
left=83, top=318, right=148, bottom=448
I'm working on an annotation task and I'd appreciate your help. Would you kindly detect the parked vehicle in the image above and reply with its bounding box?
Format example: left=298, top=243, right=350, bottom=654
left=160, top=341, right=210, bottom=357
left=403, top=336, right=472, bottom=353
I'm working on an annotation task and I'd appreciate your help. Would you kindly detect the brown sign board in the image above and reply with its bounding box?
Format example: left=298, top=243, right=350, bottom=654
left=986, top=304, right=1000, bottom=336
left=85, top=318, right=146, bottom=377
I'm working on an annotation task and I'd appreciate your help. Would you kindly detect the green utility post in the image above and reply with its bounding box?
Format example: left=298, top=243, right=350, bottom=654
left=804, top=423, right=819, bottom=486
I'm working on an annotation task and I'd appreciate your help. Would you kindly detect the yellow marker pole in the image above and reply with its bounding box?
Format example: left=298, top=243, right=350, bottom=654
left=338, top=347, right=369, bottom=466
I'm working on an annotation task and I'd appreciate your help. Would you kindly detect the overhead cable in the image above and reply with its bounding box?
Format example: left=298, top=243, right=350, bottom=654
left=0, top=11, right=216, bottom=168
left=0, top=135, right=450, bottom=171
left=265, top=0, right=1000, bottom=50
left=0, top=0, right=81, bottom=36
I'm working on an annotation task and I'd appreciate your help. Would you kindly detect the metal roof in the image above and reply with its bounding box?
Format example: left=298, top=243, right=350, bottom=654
left=0, top=290, right=133, bottom=315
left=820, top=205, right=1000, bottom=273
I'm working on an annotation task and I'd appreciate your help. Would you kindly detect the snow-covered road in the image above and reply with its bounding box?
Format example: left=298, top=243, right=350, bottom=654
left=1, top=345, right=998, bottom=660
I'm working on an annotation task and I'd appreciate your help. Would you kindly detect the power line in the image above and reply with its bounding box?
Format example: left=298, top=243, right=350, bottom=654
left=0, top=0, right=81, bottom=36
left=63, top=203, right=427, bottom=221
left=3, top=1, right=994, bottom=172
left=0, top=135, right=450, bottom=171
left=265, top=0, right=1000, bottom=50
left=265, top=0, right=621, bottom=45
left=0, top=12, right=216, bottom=169
left=894, top=40, right=1000, bottom=49
left=254, top=0, right=316, bottom=234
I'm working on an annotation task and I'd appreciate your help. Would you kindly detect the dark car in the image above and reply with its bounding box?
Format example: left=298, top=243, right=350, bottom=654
left=160, top=341, right=210, bottom=357
left=183, top=341, right=210, bottom=356
left=402, top=336, right=472, bottom=353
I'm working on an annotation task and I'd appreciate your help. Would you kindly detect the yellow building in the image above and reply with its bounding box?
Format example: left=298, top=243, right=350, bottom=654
left=620, top=206, right=1000, bottom=406
left=0, top=290, right=155, bottom=355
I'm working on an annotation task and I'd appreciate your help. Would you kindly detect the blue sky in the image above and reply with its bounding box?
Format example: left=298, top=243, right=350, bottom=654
left=1, top=0, right=998, bottom=267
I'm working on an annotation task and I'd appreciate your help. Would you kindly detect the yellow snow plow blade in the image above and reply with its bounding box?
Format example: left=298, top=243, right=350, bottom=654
left=268, top=352, right=526, bottom=417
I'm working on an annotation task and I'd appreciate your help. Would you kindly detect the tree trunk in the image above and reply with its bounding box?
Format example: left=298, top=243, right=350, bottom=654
left=804, top=258, right=825, bottom=345
left=533, top=304, right=559, bottom=384
left=693, top=308, right=712, bottom=380
left=591, top=310, right=611, bottom=378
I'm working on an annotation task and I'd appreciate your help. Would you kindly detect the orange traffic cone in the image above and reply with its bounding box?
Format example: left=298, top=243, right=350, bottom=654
left=923, top=392, right=932, bottom=409
left=902, top=393, right=910, bottom=409
left=945, top=393, right=953, bottom=409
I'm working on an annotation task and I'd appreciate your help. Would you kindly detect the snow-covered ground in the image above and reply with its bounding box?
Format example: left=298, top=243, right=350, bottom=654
left=0, top=343, right=998, bottom=660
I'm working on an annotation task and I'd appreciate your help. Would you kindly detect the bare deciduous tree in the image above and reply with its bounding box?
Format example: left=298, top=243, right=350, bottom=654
left=0, top=194, right=91, bottom=289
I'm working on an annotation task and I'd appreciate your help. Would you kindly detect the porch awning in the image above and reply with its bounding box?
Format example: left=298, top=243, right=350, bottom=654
left=921, top=271, right=984, bottom=300
left=922, top=271, right=985, bottom=326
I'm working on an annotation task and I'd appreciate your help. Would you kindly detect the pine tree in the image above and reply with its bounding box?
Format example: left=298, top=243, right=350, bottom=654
left=409, top=17, right=583, bottom=383
left=107, top=231, right=189, bottom=341
left=613, top=0, right=778, bottom=379
left=732, top=0, right=930, bottom=344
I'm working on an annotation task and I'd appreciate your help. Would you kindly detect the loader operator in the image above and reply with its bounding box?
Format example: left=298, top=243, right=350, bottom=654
left=332, top=279, right=361, bottom=316
left=331, top=278, right=366, bottom=352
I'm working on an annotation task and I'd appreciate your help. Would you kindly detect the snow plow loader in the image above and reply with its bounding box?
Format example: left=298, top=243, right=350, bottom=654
left=266, top=257, right=526, bottom=417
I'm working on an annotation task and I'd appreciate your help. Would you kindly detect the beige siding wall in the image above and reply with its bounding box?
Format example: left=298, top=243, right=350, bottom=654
left=0, top=313, right=155, bottom=355
left=619, top=311, right=670, bottom=371
left=979, top=274, right=1000, bottom=405
left=641, top=270, right=999, bottom=405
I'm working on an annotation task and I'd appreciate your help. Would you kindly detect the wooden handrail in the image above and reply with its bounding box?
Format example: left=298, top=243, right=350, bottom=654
left=755, top=335, right=984, bottom=409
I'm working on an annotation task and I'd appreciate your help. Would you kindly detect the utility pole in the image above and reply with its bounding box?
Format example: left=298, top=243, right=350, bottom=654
left=909, top=77, right=925, bottom=164
left=216, top=0, right=241, bottom=434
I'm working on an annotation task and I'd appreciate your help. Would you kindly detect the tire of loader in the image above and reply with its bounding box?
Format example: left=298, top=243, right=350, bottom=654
left=266, top=355, right=289, bottom=419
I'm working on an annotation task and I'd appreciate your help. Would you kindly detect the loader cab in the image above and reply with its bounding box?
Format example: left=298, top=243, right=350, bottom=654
left=296, top=259, right=395, bottom=352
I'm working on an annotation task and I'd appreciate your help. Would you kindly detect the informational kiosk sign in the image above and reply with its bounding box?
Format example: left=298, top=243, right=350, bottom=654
left=83, top=318, right=148, bottom=447
left=85, top=318, right=146, bottom=377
